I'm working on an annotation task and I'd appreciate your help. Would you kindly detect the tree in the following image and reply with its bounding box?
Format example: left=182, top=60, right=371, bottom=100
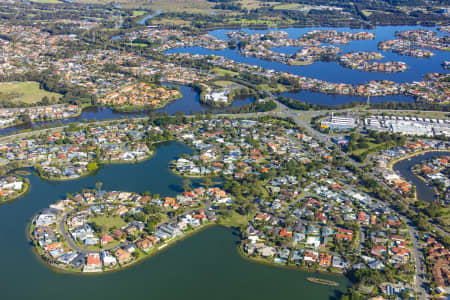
left=87, top=162, right=98, bottom=171
left=202, top=175, right=213, bottom=188
left=96, top=182, right=103, bottom=195
left=182, top=179, right=192, bottom=192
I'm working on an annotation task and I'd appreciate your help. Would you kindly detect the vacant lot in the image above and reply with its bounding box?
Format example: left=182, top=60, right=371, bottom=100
left=273, top=3, right=304, bottom=10
left=89, top=215, right=126, bottom=231
left=0, top=82, right=61, bottom=104
left=213, top=80, right=236, bottom=88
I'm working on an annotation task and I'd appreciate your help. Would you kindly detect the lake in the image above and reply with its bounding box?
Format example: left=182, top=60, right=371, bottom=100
left=0, top=85, right=254, bottom=136
left=0, top=141, right=350, bottom=300
left=166, top=25, right=450, bottom=84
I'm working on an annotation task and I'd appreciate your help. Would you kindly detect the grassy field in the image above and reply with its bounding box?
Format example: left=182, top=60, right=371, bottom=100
left=273, top=3, right=304, bottom=10
left=132, top=10, right=147, bottom=17
left=0, top=82, right=61, bottom=104
left=218, top=211, right=249, bottom=227
left=151, top=18, right=192, bottom=26
left=211, top=68, right=238, bottom=77
left=213, top=80, right=236, bottom=87
left=256, top=83, right=290, bottom=93
left=89, top=215, right=126, bottom=231
left=350, top=141, right=379, bottom=156
left=361, top=10, right=373, bottom=17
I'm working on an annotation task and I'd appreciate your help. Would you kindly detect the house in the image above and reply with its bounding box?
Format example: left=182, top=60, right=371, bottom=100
left=258, top=246, right=276, bottom=257
left=35, top=212, right=57, bottom=226
left=255, top=213, right=271, bottom=222
left=84, top=253, right=102, bottom=272
left=368, top=260, right=385, bottom=270
left=279, top=228, right=293, bottom=237
left=293, top=232, right=306, bottom=244
left=319, top=253, right=332, bottom=267
left=112, top=229, right=126, bottom=240
left=304, top=251, right=318, bottom=262
left=332, top=255, right=348, bottom=269
left=336, top=228, right=353, bottom=242
left=137, top=238, right=153, bottom=252
left=101, top=234, right=114, bottom=246
left=101, top=251, right=117, bottom=266
left=124, top=244, right=136, bottom=253
left=371, top=245, right=387, bottom=257
left=115, top=248, right=132, bottom=264
left=306, top=236, right=321, bottom=249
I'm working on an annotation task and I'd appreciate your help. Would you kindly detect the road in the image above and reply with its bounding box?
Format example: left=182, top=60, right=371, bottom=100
left=4, top=100, right=441, bottom=297
left=58, top=204, right=203, bottom=255
left=405, top=218, right=427, bottom=299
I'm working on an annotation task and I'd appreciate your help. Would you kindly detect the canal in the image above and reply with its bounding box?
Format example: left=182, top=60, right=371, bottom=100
left=0, top=85, right=254, bottom=136
left=1, top=141, right=350, bottom=300
left=393, top=151, right=450, bottom=203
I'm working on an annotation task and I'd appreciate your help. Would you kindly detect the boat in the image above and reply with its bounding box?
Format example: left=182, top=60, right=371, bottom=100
left=306, top=277, right=339, bottom=286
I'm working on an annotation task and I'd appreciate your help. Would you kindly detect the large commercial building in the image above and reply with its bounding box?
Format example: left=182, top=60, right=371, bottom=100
left=321, top=114, right=358, bottom=130
left=364, top=115, right=450, bottom=137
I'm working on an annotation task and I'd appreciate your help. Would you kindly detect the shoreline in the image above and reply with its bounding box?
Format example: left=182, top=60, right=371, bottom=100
left=29, top=221, right=350, bottom=279
left=388, top=149, right=450, bottom=171
left=0, top=181, right=30, bottom=203
left=236, top=244, right=346, bottom=278
left=30, top=222, right=216, bottom=275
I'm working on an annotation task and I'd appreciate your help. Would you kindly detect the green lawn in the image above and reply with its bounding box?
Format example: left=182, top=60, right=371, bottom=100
left=89, top=215, right=126, bottom=230
left=211, top=68, right=238, bottom=77
left=213, top=80, right=236, bottom=88
left=256, top=83, right=290, bottom=93
left=273, top=3, right=304, bottom=10
left=218, top=211, right=249, bottom=227
left=132, top=10, right=147, bottom=17
left=350, top=141, right=379, bottom=156
left=0, top=81, right=61, bottom=104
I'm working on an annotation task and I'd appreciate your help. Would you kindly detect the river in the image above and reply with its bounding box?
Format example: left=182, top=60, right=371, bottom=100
left=138, top=10, right=162, bottom=25
left=393, top=151, right=450, bottom=203
left=0, top=141, right=350, bottom=300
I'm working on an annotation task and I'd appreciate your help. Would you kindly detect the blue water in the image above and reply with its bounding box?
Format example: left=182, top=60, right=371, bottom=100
left=0, top=84, right=254, bottom=136
left=165, top=26, right=450, bottom=84
left=158, top=84, right=254, bottom=115
left=138, top=10, right=162, bottom=25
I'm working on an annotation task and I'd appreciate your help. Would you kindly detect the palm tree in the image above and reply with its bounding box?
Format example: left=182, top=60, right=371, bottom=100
left=182, top=179, right=192, bottom=192
left=96, top=182, right=103, bottom=196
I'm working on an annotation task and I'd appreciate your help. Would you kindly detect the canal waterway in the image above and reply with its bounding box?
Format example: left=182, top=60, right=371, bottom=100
left=138, top=10, right=162, bottom=25
left=0, top=85, right=254, bottom=136
left=166, top=25, right=450, bottom=84
left=3, top=26, right=449, bottom=136
left=393, top=151, right=450, bottom=203
left=0, top=141, right=350, bottom=300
